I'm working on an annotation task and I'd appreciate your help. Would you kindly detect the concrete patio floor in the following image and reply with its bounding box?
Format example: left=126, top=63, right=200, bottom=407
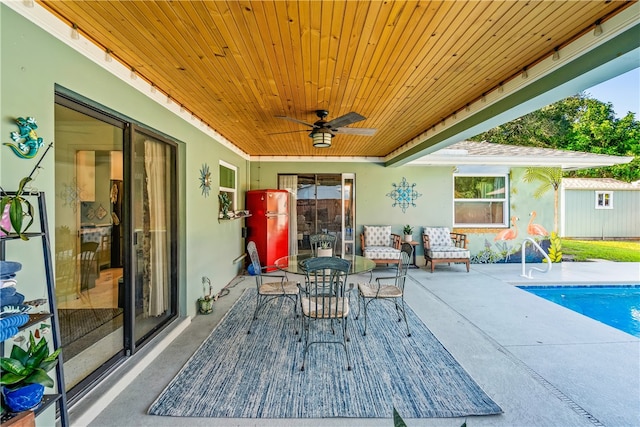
left=70, top=261, right=639, bottom=427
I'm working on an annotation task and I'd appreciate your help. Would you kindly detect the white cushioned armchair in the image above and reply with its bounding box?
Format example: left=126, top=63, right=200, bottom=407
left=360, top=225, right=401, bottom=266
left=422, top=227, right=470, bottom=273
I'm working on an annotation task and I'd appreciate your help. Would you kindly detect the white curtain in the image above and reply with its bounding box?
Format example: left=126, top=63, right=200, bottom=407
left=278, top=175, right=298, bottom=255
left=144, top=140, right=169, bottom=317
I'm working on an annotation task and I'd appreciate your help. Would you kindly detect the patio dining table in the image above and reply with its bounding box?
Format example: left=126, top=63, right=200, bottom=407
left=274, top=253, right=376, bottom=276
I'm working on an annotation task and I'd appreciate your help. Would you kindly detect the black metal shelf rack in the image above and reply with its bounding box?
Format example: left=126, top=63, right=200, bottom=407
left=1, top=192, right=69, bottom=427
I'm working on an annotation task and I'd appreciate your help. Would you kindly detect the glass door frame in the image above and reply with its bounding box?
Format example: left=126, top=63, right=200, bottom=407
left=126, top=124, right=179, bottom=353
left=278, top=173, right=355, bottom=256
left=54, top=91, right=178, bottom=404
left=341, top=173, right=355, bottom=256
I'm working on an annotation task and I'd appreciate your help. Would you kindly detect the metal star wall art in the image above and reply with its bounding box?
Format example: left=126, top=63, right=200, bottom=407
left=386, top=177, right=422, bottom=213
left=199, top=163, right=212, bottom=197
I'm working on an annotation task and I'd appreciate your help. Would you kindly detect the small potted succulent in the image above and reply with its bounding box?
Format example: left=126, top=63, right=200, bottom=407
left=317, top=241, right=332, bottom=257
left=197, top=276, right=216, bottom=314
left=0, top=331, right=61, bottom=412
left=403, top=225, right=414, bottom=243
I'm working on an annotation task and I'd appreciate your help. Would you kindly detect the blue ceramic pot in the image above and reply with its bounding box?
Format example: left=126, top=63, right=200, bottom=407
left=3, top=383, right=45, bottom=412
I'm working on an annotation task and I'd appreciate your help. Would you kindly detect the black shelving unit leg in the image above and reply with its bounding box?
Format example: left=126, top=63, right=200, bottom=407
left=37, top=192, right=69, bottom=427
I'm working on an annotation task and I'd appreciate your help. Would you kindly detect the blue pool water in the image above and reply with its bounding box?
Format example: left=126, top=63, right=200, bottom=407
left=518, top=285, right=640, bottom=338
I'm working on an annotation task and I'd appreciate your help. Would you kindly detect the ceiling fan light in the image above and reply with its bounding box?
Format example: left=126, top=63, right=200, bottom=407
left=311, top=130, right=333, bottom=148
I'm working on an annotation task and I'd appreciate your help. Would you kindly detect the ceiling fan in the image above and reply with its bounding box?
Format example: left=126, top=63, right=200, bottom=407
left=275, top=110, right=377, bottom=148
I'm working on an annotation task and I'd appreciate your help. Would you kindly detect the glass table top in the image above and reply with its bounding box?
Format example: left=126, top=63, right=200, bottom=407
left=274, top=253, right=376, bottom=275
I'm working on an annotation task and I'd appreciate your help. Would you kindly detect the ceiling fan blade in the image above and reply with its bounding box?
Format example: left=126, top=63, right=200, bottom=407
left=275, top=116, right=315, bottom=128
left=325, top=112, right=366, bottom=128
left=333, top=127, right=377, bottom=136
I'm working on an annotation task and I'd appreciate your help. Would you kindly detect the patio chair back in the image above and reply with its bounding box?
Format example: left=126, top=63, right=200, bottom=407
left=299, top=256, right=352, bottom=371
left=309, top=233, right=337, bottom=256
left=246, top=240, right=299, bottom=334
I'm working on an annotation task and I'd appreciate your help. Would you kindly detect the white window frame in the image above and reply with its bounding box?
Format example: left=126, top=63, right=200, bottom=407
left=595, top=191, right=613, bottom=209
left=219, top=160, right=237, bottom=211
left=453, top=173, right=509, bottom=228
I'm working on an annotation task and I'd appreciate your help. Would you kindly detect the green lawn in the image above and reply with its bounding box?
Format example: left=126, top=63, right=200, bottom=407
left=561, top=239, right=640, bottom=262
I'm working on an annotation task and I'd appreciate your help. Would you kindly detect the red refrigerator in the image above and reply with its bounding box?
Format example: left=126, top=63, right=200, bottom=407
left=245, top=189, right=289, bottom=269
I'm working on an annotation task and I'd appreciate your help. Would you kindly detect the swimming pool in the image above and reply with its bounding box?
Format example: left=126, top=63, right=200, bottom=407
left=517, top=285, right=640, bottom=338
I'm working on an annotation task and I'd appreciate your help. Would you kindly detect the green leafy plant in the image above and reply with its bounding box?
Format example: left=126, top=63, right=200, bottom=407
left=403, top=225, right=413, bottom=235
left=545, top=232, right=562, bottom=263
left=0, top=177, right=35, bottom=240
left=393, top=406, right=407, bottom=427
left=0, top=142, right=52, bottom=240
left=0, top=331, right=61, bottom=389
left=218, top=192, right=232, bottom=219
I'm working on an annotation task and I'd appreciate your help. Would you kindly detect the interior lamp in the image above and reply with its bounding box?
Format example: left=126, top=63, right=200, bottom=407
left=311, top=129, right=333, bottom=148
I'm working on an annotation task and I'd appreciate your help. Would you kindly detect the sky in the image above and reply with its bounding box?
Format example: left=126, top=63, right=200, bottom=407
left=583, top=67, right=640, bottom=118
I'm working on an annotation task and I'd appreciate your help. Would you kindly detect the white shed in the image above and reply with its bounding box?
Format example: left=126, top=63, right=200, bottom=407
left=561, top=178, right=640, bottom=239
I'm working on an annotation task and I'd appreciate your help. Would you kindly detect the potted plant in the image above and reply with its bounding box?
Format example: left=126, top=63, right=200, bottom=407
left=218, top=192, right=232, bottom=219
left=197, top=276, right=216, bottom=314
left=1, top=331, right=61, bottom=412
left=317, top=241, right=332, bottom=257
left=0, top=142, right=52, bottom=240
left=403, top=225, right=414, bottom=243
left=0, top=177, right=35, bottom=241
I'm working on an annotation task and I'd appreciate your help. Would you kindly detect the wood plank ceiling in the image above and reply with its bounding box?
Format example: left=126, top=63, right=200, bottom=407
left=38, top=1, right=632, bottom=158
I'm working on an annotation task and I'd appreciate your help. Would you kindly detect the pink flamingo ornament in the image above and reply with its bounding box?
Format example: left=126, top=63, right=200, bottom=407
left=527, top=211, right=548, bottom=237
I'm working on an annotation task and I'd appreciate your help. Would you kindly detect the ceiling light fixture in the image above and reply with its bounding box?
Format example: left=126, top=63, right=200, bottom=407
left=311, top=129, right=333, bottom=148
left=521, top=67, right=528, bottom=79
left=552, top=47, right=560, bottom=61
left=71, top=23, right=79, bottom=40
left=105, top=48, right=113, bottom=62
left=130, top=67, right=137, bottom=80
left=594, top=19, right=603, bottom=36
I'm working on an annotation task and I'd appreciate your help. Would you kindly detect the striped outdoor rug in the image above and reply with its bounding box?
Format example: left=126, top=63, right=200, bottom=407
left=148, top=289, right=502, bottom=419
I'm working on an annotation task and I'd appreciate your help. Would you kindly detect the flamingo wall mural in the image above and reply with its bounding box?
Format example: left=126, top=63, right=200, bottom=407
left=494, top=216, right=519, bottom=260
left=470, top=169, right=561, bottom=264
left=527, top=211, right=549, bottom=238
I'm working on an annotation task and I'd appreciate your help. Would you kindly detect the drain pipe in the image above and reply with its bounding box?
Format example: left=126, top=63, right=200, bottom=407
left=521, top=237, right=552, bottom=279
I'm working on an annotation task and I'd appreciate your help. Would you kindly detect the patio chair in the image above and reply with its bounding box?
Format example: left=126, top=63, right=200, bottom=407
left=79, top=241, right=99, bottom=292
left=356, top=251, right=412, bottom=337
left=360, top=225, right=401, bottom=266
left=309, top=232, right=337, bottom=256
left=422, top=227, right=470, bottom=273
left=246, top=241, right=299, bottom=334
left=298, top=256, right=352, bottom=371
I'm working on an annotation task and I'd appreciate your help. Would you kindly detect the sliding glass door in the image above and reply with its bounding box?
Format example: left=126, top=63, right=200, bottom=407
left=130, top=126, right=178, bottom=345
left=54, top=94, right=177, bottom=402
left=279, top=173, right=355, bottom=256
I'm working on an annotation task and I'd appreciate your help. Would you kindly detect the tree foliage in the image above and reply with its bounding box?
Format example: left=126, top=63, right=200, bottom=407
left=471, top=94, right=640, bottom=182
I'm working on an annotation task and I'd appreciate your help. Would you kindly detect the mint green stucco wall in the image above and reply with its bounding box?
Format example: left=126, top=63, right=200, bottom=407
left=251, top=162, right=557, bottom=262
left=251, top=162, right=451, bottom=254
left=1, top=5, right=248, bottom=317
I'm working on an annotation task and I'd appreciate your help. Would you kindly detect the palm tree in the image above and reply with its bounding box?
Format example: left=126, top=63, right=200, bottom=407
left=522, top=167, right=563, bottom=233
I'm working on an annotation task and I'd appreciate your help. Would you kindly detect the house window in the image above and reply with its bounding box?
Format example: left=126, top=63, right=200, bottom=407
left=219, top=160, right=237, bottom=210
left=454, top=175, right=508, bottom=227
left=595, top=191, right=613, bottom=209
